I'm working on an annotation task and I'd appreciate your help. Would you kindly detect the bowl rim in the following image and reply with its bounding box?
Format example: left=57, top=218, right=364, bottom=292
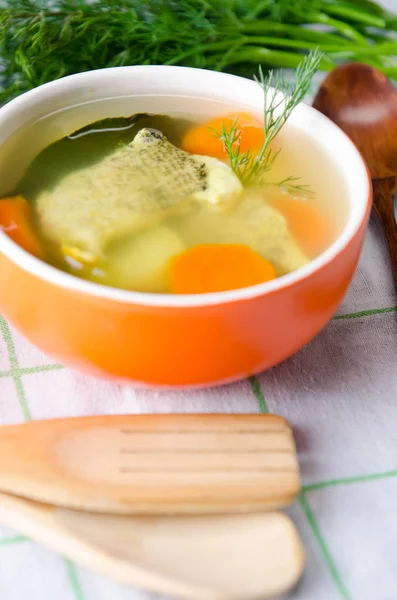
left=0, top=65, right=371, bottom=308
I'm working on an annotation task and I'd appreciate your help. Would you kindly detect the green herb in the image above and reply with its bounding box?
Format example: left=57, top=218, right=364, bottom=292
left=0, top=0, right=397, bottom=105
left=217, top=49, right=321, bottom=196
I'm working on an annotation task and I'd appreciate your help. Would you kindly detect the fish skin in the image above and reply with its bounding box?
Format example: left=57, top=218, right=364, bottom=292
left=234, top=198, right=309, bottom=275
left=36, top=128, right=242, bottom=256
left=178, top=194, right=309, bottom=276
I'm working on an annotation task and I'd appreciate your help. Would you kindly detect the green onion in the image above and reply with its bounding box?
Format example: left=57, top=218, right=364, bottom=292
left=0, top=0, right=396, bottom=105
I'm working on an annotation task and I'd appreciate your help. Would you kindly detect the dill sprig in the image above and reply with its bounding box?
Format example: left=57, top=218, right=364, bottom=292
left=216, top=49, right=322, bottom=196
left=1, top=1, right=397, bottom=105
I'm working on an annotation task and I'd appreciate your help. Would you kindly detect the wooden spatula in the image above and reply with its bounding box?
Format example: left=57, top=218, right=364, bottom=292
left=0, top=414, right=300, bottom=514
left=0, top=491, right=304, bottom=599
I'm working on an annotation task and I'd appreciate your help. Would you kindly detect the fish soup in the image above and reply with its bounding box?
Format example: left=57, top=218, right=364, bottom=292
left=0, top=100, right=347, bottom=295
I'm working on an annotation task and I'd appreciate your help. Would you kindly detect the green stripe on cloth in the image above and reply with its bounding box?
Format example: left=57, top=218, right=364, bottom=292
left=249, top=375, right=268, bottom=412
left=0, top=535, right=27, bottom=546
left=299, top=493, right=353, bottom=600
left=0, top=315, right=85, bottom=600
left=64, top=559, right=86, bottom=600
left=253, top=376, right=351, bottom=599
left=0, top=537, right=87, bottom=599
left=0, top=363, right=64, bottom=380
left=333, top=306, right=397, bottom=320
left=20, top=363, right=64, bottom=375
left=0, top=316, right=31, bottom=421
left=303, top=469, right=397, bottom=492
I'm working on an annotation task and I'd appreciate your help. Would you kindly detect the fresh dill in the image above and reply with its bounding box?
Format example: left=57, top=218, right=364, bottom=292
left=216, top=48, right=322, bottom=197
left=1, top=1, right=397, bottom=105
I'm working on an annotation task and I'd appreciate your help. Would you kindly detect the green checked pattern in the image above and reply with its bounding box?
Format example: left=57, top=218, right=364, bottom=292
left=1, top=74, right=397, bottom=600
left=1, top=291, right=397, bottom=599
left=0, top=315, right=86, bottom=600
left=254, top=377, right=352, bottom=600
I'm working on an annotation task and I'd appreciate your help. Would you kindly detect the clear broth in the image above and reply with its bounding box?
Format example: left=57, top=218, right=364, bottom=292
left=3, top=98, right=348, bottom=294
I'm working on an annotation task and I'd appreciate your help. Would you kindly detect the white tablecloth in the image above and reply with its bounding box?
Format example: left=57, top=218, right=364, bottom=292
left=1, top=2, right=396, bottom=596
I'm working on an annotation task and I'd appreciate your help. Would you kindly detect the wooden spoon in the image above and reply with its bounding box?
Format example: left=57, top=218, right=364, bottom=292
left=0, top=414, right=300, bottom=514
left=0, top=491, right=304, bottom=600
left=313, top=63, right=397, bottom=286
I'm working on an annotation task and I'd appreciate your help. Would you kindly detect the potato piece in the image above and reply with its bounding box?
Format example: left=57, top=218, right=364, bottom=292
left=105, top=226, right=185, bottom=292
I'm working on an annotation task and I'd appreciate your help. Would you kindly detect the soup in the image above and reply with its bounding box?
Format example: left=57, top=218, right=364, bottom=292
left=0, top=105, right=346, bottom=295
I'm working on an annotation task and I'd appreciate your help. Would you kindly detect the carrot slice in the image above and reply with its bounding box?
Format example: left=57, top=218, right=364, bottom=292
left=270, top=197, right=330, bottom=258
left=0, top=195, right=43, bottom=257
left=170, top=244, right=276, bottom=294
left=181, top=112, right=264, bottom=159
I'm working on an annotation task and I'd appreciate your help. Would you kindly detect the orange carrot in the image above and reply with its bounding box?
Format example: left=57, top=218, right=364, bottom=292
left=270, top=197, right=330, bottom=258
left=0, top=196, right=42, bottom=257
left=170, top=244, right=276, bottom=294
left=181, top=112, right=264, bottom=159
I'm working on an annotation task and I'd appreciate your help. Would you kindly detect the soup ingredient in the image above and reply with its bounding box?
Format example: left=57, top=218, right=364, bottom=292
left=191, top=156, right=243, bottom=207
left=1, top=1, right=397, bottom=105
left=271, top=197, right=330, bottom=258
left=170, top=244, right=276, bottom=294
left=0, top=196, right=42, bottom=257
left=178, top=194, right=309, bottom=275
left=181, top=113, right=264, bottom=160
left=62, top=245, right=97, bottom=266
left=36, top=128, right=242, bottom=257
left=218, top=50, right=321, bottom=195
left=234, top=198, right=309, bottom=274
left=103, top=225, right=185, bottom=292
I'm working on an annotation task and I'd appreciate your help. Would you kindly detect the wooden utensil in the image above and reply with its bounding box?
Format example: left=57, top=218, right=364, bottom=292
left=0, top=492, right=304, bottom=600
left=0, top=414, right=300, bottom=514
left=313, top=63, right=397, bottom=288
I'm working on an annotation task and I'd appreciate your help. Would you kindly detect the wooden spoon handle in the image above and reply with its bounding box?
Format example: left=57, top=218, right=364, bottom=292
left=372, top=177, right=397, bottom=292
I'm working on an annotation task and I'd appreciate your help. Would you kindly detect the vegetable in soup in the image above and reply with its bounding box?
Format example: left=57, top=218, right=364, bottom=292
left=0, top=110, right=343, bottom=295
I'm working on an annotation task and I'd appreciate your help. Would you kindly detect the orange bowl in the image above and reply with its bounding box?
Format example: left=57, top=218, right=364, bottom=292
left=0, top=67, right=371, bottom=387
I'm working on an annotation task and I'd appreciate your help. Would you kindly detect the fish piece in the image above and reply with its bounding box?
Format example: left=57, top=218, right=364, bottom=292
left=191, top=156, right=244, bottom=208
left=179, top=193, right=309, bottom=276
left=36, top=128, right=242, bottom=257
left=234, top=197, right=309, bottom=275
